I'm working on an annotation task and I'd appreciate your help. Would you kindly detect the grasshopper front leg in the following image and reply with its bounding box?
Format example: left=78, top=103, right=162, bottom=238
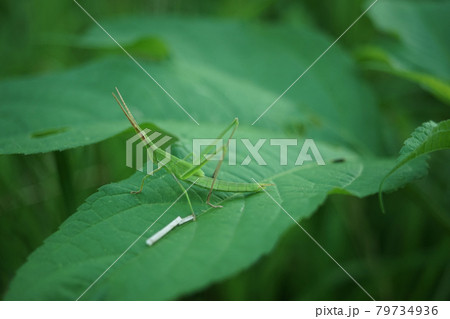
left=178, top=118, right=239, bottom=208
left=171, top=126, right=237, bottom=213
left=204, top=118, right=239, bottom=208
left=171, top=173, right=196, bottom=220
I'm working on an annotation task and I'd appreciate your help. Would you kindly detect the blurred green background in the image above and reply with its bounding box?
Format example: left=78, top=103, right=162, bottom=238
left=0, top=0, right=449, bottom=300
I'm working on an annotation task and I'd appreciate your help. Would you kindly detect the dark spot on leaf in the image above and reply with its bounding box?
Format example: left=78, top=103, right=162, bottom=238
left=31, top=127, right=68, bottom=138
left=124, top=37, right=170, bottom=61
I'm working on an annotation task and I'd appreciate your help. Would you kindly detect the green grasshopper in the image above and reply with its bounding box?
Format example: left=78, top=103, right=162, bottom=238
left=113, top=88, right=271, bottom=219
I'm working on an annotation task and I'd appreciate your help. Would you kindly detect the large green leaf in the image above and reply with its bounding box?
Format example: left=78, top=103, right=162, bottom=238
left=364, top=0, right=450, bottom=103
left=0, top=16, right=381, bottom=155
left=4, top=120, right=428, bottom=300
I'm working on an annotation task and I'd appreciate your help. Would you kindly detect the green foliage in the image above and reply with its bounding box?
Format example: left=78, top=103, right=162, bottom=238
left=379, top=120, right=450, bottom=212
left=0, top=16, right=380, bottom=155
left=363, top=0, right=450, bottom=104
left=1, top=0, right=449, bottom=301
